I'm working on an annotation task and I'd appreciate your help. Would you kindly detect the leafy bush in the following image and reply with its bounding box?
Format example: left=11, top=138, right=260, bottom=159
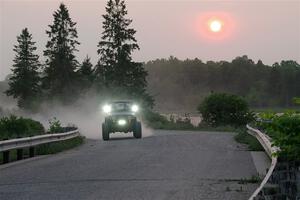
left=49, top=117, right=64, bottom=133
left=198, top=93, right=253, bottom=127
left=0, top=115, right=45, bottom=140
left=257, top=112, right=300, bottom=160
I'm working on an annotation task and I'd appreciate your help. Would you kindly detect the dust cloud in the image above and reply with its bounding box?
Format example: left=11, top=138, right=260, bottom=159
left=1, top=93, right=154, bottom=140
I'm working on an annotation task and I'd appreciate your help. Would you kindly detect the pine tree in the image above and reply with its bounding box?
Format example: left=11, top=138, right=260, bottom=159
left=43, top=3, right=80, bottom=102
left=78, top=56, right=94, bottom=91
left=95, top=0, right=153, bottom=106
left=6, top=28, right=41, bottom=110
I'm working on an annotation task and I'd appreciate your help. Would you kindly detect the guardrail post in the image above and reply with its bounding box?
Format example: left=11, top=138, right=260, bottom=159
left=3, top=151, right=10, bottom=164
left=17, top=149, right=23, bottom=160
left=29, top=147, right=35, bottom=158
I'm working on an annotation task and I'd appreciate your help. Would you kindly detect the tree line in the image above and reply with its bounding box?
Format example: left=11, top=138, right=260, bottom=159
left=145, top=56, right=300, bottom=111
left=5, top=0, right=153, bottom=111
left=5, top=0, right=299, bottom=112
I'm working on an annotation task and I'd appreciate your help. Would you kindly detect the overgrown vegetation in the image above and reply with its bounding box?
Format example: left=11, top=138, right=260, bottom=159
left=256, top=112, right=300, bottom=161
left=198, top=93, right=253, bottom=127
left=0, top=115, right=45, bottom=140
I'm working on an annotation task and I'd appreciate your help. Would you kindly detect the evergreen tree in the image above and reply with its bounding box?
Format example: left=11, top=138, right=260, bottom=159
left=95, top=0, right=153, bottom=106
left=6, top=28, right=41, bottom=110
left=43, top=3, right=80, bottom=102
left=78, top=56, right=94, bottom=91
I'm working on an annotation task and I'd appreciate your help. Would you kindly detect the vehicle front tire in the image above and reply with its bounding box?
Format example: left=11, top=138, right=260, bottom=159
left=102, top=123, right=110, bottom=141
left=133, top=121, right=142, bottom=139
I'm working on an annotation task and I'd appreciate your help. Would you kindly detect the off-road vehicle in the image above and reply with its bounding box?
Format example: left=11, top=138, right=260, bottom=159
left=101, top=100, right=142, bottom=140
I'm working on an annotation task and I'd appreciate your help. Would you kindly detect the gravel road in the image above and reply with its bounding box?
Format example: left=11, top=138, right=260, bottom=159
left=0, top=130, right=259, bottom=200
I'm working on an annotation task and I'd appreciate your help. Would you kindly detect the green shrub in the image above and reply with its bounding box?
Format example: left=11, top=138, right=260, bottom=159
left=0, top=115, right=45, bottom=140
left=49, top=117, right=64, bottom=133
left=198, top=93, right=253, bottom=127
left=263, top=113, right=300, bottom=160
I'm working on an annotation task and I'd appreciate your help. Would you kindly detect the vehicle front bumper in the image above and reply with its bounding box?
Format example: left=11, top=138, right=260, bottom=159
left=105, top=115, right=136, bottom=133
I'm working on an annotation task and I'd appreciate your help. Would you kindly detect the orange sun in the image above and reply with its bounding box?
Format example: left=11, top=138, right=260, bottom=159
left=195, top=12, right=235, bottom=41
left=209, top=20, right=222, bottom=32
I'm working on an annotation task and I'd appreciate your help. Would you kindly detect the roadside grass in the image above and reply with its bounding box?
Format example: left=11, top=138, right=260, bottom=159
left=234, top=129, right=264, bottom=151
left=36, top=136, right=84, bottom=155
left=0, top=136, right=84, bottom=164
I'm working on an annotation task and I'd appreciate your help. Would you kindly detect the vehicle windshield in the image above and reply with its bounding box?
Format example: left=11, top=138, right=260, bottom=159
left=111, top=102, right=132, bottom=112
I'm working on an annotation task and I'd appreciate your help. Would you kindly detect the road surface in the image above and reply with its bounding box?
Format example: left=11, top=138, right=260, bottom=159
left=0, top=130, right=259, bottom=200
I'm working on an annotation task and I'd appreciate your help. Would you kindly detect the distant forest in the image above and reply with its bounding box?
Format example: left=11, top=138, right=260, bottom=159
left=145, top=56, right=300, bottom=112
left=1, top=55, right=299, bottom=112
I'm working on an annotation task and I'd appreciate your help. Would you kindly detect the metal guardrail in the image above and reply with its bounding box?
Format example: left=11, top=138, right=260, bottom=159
left=246, top=124, right=279, bottom=200
left=0, top=129, right=80, bottom=152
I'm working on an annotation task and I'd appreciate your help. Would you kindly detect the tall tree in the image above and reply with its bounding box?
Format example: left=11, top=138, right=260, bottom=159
left=78, top=56, right=94, bottom=91
left=43, top=3, right=80, bottom=102
left=6, top=28, right=41, bottom=110
left=95, top=0, right=153, bottom=106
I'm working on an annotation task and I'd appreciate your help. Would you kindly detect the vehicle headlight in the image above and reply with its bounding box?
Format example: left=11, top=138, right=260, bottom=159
left=118, top=119, right=126, bottom=126
left=102, top=104, right=111, bottom=113
left=131, top=104, right=139, bottom=112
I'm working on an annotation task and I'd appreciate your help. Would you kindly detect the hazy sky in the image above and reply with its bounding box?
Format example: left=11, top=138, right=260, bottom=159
left=1, top=0, right=300, bottom=80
